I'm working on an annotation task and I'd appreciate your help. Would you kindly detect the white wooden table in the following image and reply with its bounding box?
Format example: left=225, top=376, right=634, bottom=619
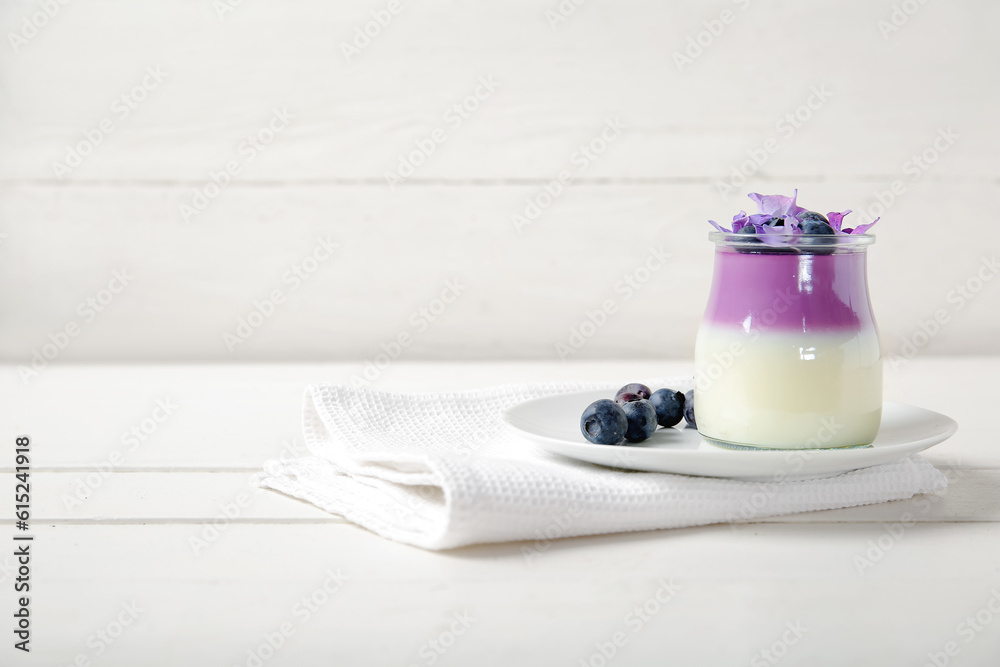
left=3, top=358, right=998, bottom=666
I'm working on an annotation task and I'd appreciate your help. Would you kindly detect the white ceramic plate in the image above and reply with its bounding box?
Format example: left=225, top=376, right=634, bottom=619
left=503, top=390, right=958, bottom=481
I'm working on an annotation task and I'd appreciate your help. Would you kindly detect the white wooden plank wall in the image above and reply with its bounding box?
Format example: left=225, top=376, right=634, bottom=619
left=0, top=0, right=998, bottom=362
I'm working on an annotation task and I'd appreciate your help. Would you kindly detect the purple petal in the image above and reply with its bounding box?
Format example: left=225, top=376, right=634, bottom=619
left=827, top=209, right=852, bottom=233
left=758, top=224, right=795, bottom=246
left=748, top=189, right=807, bottom=217
left=747, top=193, right=786, bottom=216
left=747, top=213, right=773, bottom=226
left=730, top=211, right=750, bottom=232
left=786, top=188, right=807, bottom=217
left=851, top=218, right=879, bottom=235
left=708, top=219, right=731, bottom=233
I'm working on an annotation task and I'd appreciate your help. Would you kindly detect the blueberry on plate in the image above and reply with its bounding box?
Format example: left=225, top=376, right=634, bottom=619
left=580, top=399, right=628, bottom=445
left=683, top=390, right=697, bottom=429
left=615, top=392, right=644, bottom=406
left=649, top=388, right=685, bottom=428
left=797, top=219, right=837, bottom=255
left=622, top=399, right=658, bottom=443
left=615, top=383, right=651, bottom=401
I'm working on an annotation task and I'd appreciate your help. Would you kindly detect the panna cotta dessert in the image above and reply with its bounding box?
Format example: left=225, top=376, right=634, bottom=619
left=695, top=191, right=882, bottom=450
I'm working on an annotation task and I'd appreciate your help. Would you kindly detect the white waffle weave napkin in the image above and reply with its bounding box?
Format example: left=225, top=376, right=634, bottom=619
left=253, top=379, right=947, bottom=550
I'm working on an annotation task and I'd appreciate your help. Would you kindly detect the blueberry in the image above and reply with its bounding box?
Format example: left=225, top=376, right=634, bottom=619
left=622, top=399, right=658, bottom=443
left=615, top=392, right=644, bottom=406
left=615, top=383, right=651, bottom=401
left=800, top=220, right=835, bottom=235
left=798, top=211, right=829, bottom=224
left=797, top=219, right=837, bottom=255
left=765, top=216, right=785, bottom=227
left=733, top=224, right=763, bottom=254
left=683, top=390, right=697, bottom=429
left=580, top=399, right=628, bottom=445
left=649, top=388, right=685, bottom=427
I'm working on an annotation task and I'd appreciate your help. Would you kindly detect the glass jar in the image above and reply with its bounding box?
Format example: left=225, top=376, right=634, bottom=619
left=694, top=233, right=882, bottom=449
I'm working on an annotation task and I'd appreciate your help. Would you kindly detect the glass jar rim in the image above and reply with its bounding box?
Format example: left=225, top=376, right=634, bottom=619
left=709, top=231, right=875, bottom=253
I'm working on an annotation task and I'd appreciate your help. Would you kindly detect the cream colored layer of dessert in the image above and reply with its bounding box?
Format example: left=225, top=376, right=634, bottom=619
left=695, top=325, right=882, bottom=449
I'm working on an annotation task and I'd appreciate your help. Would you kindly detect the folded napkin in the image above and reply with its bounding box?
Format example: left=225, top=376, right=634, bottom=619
left=253, top=379, right=948, bottom=550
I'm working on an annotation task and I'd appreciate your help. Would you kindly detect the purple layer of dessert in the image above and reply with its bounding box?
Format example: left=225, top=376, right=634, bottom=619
left=702, top=249, right=876, bottom=332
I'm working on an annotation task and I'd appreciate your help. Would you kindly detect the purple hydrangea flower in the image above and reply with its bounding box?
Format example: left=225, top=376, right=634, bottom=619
left=708, top=191, right=879, bottom=237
